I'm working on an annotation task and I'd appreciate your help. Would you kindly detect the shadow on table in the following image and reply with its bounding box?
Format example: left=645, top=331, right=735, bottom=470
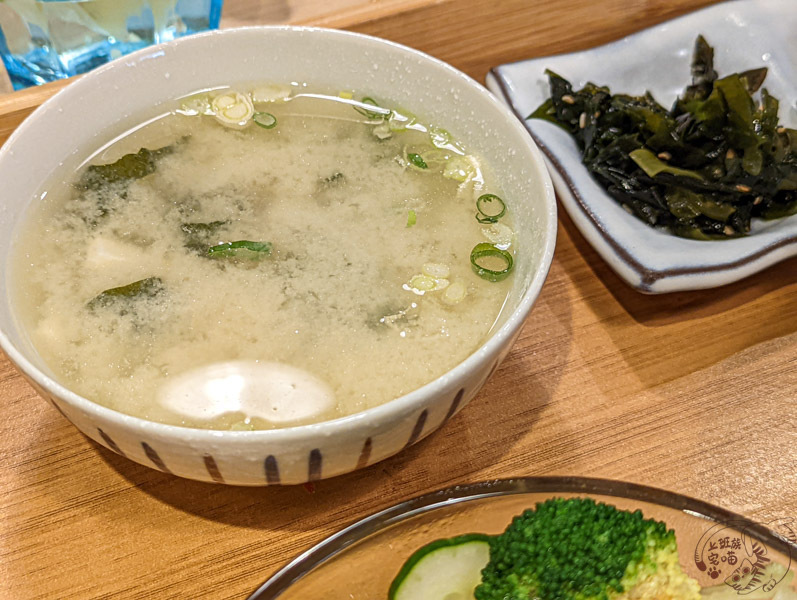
left=558, top=205, right=797, bottom=389
left=560, top=208, right=797, bottom=326
left=91, top=278, right=573, bottom=533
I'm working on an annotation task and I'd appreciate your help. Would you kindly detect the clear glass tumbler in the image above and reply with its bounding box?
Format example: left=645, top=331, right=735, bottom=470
left=0, top=0, right=223, bottom=90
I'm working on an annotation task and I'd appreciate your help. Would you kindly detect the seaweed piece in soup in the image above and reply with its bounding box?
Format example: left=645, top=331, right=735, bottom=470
left=87, top=277, right=165, bottom=318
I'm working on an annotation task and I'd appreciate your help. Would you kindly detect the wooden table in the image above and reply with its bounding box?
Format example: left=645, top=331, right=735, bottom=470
left=2, top=0, right=795, bottom=598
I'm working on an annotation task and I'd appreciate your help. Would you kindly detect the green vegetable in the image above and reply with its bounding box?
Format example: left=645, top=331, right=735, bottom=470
left=212, top=91, right=255, bottom=128
left=353, top=96, right=387, bottom=120
left=407, top=153, right=428, bottom=169
left=389, top=534, right=491, bottom=600
left=428, top=126, right=463, bottom=153
left=528, top=35, right=797, bottom=239
left=76, top=145, right=175, bottom=226
left=207, top=240, right=272, bottom=260
left=407, top=209, right=417, bottom=227
left=77, top=146, right=173, bottom=191
left=253, top=112, right=277, bottom=129
left=470, top=243, right=513, bottom=282
left=475, top=498, right=698, bottom=600
left=388, top=110, right=417, bottom=132
left=181, top=220, right=229, bottom=253
left=475, top=194, right=507, bottom=224
left=389, top=498, right=701, bottom=600
left=182, top=224, right=271, bottom=260
left=628, top=149, right=703, bottom=181
left=88, top=277, right=164, bottom=311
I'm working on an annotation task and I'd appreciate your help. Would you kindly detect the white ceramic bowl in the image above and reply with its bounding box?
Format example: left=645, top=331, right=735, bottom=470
left=0, top=27, right=556, bottom=485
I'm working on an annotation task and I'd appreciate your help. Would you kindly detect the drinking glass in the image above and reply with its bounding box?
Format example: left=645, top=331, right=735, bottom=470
left=0, top=0, right=223, bottom=90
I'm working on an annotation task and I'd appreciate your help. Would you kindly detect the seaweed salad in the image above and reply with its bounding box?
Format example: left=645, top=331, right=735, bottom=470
left=529, top=35, right=797, bottom=240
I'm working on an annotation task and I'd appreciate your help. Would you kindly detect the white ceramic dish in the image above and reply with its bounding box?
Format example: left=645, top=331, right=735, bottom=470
left=0, top=27, right=556, bottom=485
left=487, top=0, right=797, bottom=293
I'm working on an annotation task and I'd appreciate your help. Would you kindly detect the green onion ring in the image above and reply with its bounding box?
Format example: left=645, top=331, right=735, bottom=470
left=253, top=112, right=277, bottom=129
left=470, top=242, right=513, bottom=282
left=353, top=97, right=385, bottom=120
left=475, top=193, right=506, bottom=224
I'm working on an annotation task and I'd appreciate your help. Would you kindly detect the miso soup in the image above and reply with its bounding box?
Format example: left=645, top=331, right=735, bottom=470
left=11, top=85, right=519, bottom=430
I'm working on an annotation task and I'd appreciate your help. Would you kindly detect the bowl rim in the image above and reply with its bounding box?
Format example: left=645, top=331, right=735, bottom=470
left=247, top=476, right=797, bottom=599
left=0, top=25, right=557, bottom=443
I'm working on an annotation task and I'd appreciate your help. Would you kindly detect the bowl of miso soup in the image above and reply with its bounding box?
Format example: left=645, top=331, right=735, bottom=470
left=0, top=27, right=556, bottom=485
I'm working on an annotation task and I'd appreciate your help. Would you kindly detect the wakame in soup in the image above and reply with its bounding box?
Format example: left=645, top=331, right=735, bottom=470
left=11, top=84, right=519, bottom=430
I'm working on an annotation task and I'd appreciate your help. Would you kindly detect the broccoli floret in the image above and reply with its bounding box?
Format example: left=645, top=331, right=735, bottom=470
left=475, top=497, right=701, bottom=600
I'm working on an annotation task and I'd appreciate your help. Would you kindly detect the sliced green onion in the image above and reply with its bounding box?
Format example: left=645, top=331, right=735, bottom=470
left=373, top=122, right=392, bottom=139
left=253, top=112, right=277, bottom=129
left=422, top=262, right=450, bottom=279
left=212, top=91, right=255, bottom=129
left=429, top=126, right=452, bottom=148
left=470, top=243, right=513, bottom=282
left=409, top=274, right=437, bottom=291
left=178, top=93, right=213, bottom=116
left=406, top=273, right=449, bottom=294
left=408, top=153, right=428, bottom=169
left=388, top=110, right=416, bottom=132
left=442, top=281, right=467, bottom=305
left=429, top=126, right=464, bottom=153
left=353, top=97, right=385, bottom=120
left=475, top=194, right=506, bottom=224
left=420, top=149, right=450, bottom=165
left=443, top=156, right=475, bottom=182
left=208, top=240, right=272, bottom=259
left=482, top=222, right=514, bottom=248
left=460, top=155, right=485, bottom=189
left=407, top=209, right=417, bottom=227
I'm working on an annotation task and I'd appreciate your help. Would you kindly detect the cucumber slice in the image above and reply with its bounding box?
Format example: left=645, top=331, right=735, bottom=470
left=389, top=533, right=491, bottom=600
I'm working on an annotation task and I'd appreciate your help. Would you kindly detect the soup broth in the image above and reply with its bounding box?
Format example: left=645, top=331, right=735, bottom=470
left=11, top=86, right=517, bottom=430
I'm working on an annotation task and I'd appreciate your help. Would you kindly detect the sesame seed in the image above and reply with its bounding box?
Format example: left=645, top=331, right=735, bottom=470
left=753, top=196, right=763, bottom=205
left=579, top=112, right=587, bottom=129
left=724, top=225, right=735, bottom=236
left=726, top=149, right=736, bottom=160
left=777, top=126, right=786, bottom=134
left=594, top=111, right=601, bottom=119
left=657, top=152, right=672, bottom=161
left=735, top=184, right=752, bottom=193
left=561, top=95, right=575, bottom=104
left=622, top=204, right=633, bottom=215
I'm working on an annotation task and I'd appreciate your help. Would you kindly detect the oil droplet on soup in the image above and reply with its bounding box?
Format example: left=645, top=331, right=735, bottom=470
left=11, top=86, right=519, bottom=430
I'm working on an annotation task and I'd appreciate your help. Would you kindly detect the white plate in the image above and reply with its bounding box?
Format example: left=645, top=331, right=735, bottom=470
left=487, top=0, right=797, bottom=293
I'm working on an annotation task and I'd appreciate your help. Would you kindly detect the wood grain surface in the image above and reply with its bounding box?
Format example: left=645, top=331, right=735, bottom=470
left=1, top=0, right=795, bottom=598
